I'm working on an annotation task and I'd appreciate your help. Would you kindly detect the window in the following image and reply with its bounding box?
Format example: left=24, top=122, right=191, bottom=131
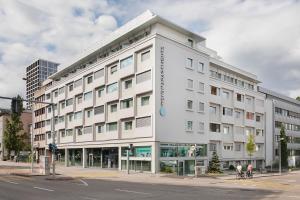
left=110, top=104, right=117, bottom=112
left=209, top=106, right=217, bottom=114
left=209, top=143, right=217, bottom=151
left=84, top=126, right=92, bottom=134
left=124, top=121, right=133, bottom=130
left=59, top=116, right=64, bottom=123
left=136, top=70, right=151, bottom=84
left=246, top=112, right=254, bottom=120
left=120, top=56, right=133, bottom=68
left=187, top=79, right=193, bottom=89
left=121, top=98, right=133, bottom=109
left=235, top=111, right=242, bottom=119
left=107, top=122, right=117, bottom=132
left=59, top=87, right=64, bottom=94
left=256, top=115, right=261, bottom=122
left=187, top=39, right=193, bottom=47
left=68, top=84, right=73, bottom=92
left=84, top=91, right=92, bottom=101
left=245, top=128, right=253, bottom=136
left=77, top=95, right=83, bottom=104
left=87, top=76, right=93, bottom=84
left=246, top=97, right=252, bottom=105
left=186, top=58, right=193, bottom=69
left=223, top=125, right=230, bottom=134
left=199, top=102, right=204, bottom=112
left=186, top=121, right=193, bottom=131
left=66, top=98, right=73, bottom=106
left=197, top=62, right=204, bottom=73
left=136, top=116, right=151, bottom=127
left=94, top=105, right=104, bottom=115
left=107, top=82, right=118, bottom=93
left=124, top=79, right=132, bottom=89
left=198, top=82, right=204, bottom=93
left=110, top=65, right=117, bottom=74
left=74, top=79, right=82, bottom=88
left=236, top=93, right=244, bottom=102
left=94, top=69, right=104, bottom=79
left=199, top=122, right=204, bottom=133
left=223, top=107, right=233, bottom=116
left=94, top=124, right=103, bottom=134
left=96, top=87, right=105, bottom=97
left=235, top=143, right=241, bottom=151
left=141, top=51, right=150, bottom=62
left=46, top=93, right=51, bottom=100
left=256, top=129, right=263, bottom=136
left=210, top=123, right=220, bottom=132
left=60, top=101, right=65, bottom=109
left=54, top=90, right=58, bottom=97
left=66, top=129, right=73, bottom=136
left=210, top=86, right=219, bottom=96
left=47, top=106, right=51, bottom=113
left=86, top=109, right=92, bottom=118
left=187, top=100, right=193, bottom=110
left=74, top=111, right=82, bottom=120
left=222, top=91, right=230, bottom=99
left=141, top=96, right=150, bottom=106
left=67, top=113, right=73, bottom=122
left=223, top=144, right=233, bottom=151
left=60, top=130, right=65, bottom=138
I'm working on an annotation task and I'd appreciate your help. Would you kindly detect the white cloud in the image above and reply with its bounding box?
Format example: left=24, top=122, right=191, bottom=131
left=0, top=0, right=300, bottom=108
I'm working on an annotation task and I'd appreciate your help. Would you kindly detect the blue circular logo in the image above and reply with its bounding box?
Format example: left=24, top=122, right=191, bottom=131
left=159, top=107, right=166, bottom=117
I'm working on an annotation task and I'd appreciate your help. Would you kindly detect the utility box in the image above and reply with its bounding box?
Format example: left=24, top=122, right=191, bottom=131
left=39, top=156, right=50, bottom=175
left=195, top=166, right=206, bottom=177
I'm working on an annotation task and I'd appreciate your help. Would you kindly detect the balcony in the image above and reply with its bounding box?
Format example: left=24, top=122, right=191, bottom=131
left=96, top=131, right=119, bottom=141
left=60, top=135, right=73, bottom=144
left=245, top=119, right=255, bottom=127
left=119, top=65, right=134, bottom=79
left=209, top=114, right=221, bottom=123
left=221, top=115, right=234, bottom=124
left=255, top=136, right=264, bottom=143
left=209, top=132, right=222, bottom=141
left=134, top=125, right=152, bottom=137
left=119, top=107, right=134, bottom=119
left=121, top=87, right=135, bottom=100
left=107, top=110, right=118, bottom=122
left=233, top=133, right=246, bottom=142
left=105, top=90, right=119, bottom=102
left=234, top=101, right=245, bottom=110
left=94, top=113, right=105, bottom=123
left=255, top=105, right=264, bottom=114
left=135, top=80, right=152, bottom=95
left=209, top=94, right=222, bottom=105
left=76, top=133, right=93, bottom=142
left=55, top=122, right=65, bottom=130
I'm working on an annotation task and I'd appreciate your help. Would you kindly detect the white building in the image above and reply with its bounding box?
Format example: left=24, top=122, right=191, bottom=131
left=34, top=10, right=266, bottom=175
left=259, top=87, right=300, bottom=168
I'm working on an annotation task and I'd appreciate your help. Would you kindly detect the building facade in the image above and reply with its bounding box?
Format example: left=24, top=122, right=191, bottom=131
left=26, top=59, right=59, bottom=108
left=33, top=11, right=266, bottom=175
left=259, top=87, right=300, bottom=167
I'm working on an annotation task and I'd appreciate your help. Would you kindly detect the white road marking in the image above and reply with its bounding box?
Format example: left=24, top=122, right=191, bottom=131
left=82, top=197, right=98, bottom=200
left=4, top=180, right=19, bottom=185
left=115, top=189, right=151, bottom=195
left=33, top=187, right=54, bottom=192
left=287, top=196, right=300, bottom=199
left=79, top=179, right=89, bottom=186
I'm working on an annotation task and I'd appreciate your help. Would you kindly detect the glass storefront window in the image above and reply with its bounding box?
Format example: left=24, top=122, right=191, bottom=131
left=160, top=144, right=207, bottom=158
left=121, top=146, right=151, bottom=157
left=160, top=160, right=178, bottom=173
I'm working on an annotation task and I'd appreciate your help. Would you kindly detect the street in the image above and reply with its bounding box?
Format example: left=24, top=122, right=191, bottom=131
left=0, top=174, right=276, bottom=200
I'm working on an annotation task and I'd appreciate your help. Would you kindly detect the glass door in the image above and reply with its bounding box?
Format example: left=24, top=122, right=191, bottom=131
left=88, top=154, right=94, bottom=167
left=178, top=161, right=184, bottom=176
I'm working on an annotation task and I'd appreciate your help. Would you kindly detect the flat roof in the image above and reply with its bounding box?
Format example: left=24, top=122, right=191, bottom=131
left=258, top=86, right=300, bottom=106
left=48, top=10, right=206, bottom=80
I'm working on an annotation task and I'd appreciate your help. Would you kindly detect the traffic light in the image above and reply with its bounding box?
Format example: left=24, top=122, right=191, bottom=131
left=11, top=97, right=22, bottom=114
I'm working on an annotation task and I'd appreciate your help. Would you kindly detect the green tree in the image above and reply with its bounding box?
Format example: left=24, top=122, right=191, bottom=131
left=246, top=134, right=256, bottom=162
left=3, top=95, right=25, bottom=160
left=280, top=125, right=288, bottom=168
left=296, top=96, right=300, bottom=101
left=208, top=151, right=221, bottom=173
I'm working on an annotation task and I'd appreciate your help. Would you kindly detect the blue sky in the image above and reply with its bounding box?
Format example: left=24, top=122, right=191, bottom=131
left=0, top=0, right=300, bottom=107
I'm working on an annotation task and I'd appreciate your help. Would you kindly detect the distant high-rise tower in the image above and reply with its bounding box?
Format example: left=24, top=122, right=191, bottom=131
left=26, top=59, right=59, bottom=108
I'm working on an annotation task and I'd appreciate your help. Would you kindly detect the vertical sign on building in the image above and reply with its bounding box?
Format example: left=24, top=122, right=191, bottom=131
left=159, top=46, right=166, bottom=117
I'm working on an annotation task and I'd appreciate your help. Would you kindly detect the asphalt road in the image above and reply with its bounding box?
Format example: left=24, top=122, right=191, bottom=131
left=0, top=174, right=278, bottom=200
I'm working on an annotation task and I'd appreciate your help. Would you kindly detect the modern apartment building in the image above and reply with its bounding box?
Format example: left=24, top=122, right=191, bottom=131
left=26, top=59, right=59, bottom=108
left=33, top=11, right=266, bottom=175
left=259, top=87, right=300, bottom=167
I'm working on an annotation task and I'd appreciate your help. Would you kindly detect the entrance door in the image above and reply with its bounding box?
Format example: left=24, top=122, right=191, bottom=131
left=178, top=161, right=184, bottom=176
left=88, top=154, right=94, bottom=167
